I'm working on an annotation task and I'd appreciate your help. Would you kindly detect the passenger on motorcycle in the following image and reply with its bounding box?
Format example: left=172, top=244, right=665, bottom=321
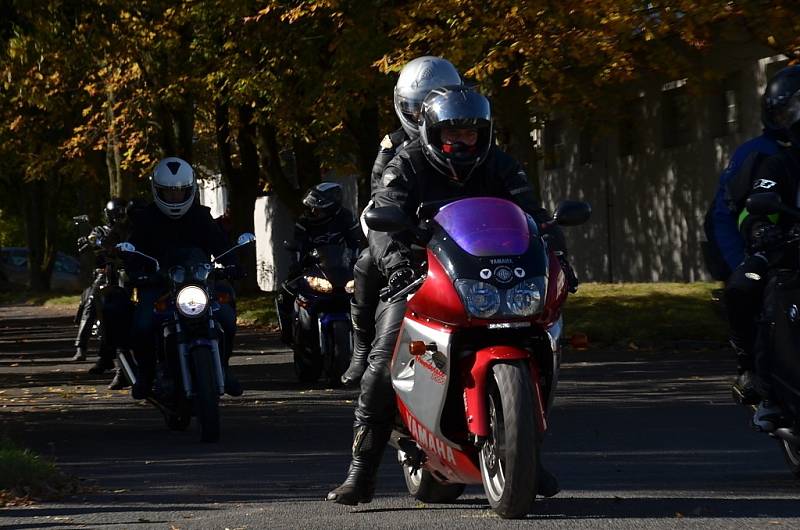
left=276, top=182, right=364, bottom=344
left=340, top=56, right=463, bottom=387
left=126, top=157, right=242, bottom=399
left=73, top=198, right=131, bottom=378
left=738, top=66, right=800, bottom=431
left=327, top=85, right=568, bottom=506
left=720, top=66, right=795, bottom=405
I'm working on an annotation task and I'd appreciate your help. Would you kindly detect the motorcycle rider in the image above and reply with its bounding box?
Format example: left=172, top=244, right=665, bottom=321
left=276, top=182, right=364, bottom=344
left=327, top=85, right=567, bottom=506
left=723, top=66, right=798, bottom=405
left=340, top=56, right=463, bottom=387
left=72, top=197, right=128, bottom=373
left=737, top=66, right=800, bottom=431
left=126, top=157, right=242, bottom=399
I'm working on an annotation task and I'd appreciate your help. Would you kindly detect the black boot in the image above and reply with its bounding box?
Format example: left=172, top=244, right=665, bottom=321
left=537, top=463, right=560, bottom=498
left=327, top=425, right=391, bottom=505
left=108, top=366, right=129, bottom=390
left=88, top=356, right=115, bottom=375
left=276, top=290, right=294, bottom=345
left=731, top=339, right=759, bottom=405
left=341, top=302, right=374, bottom=387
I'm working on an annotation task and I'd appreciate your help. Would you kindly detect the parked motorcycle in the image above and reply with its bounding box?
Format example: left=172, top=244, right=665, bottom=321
left=116, top=233, right=255, bottom=442
left=734, top=191, right=800, bottom=477
left=278, top=243, right=354, bottom=385
left=364, top=197, right=590, bottom=519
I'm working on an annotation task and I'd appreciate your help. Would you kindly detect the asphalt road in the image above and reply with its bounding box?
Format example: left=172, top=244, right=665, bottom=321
left=1, top=304, right=799, bottom=529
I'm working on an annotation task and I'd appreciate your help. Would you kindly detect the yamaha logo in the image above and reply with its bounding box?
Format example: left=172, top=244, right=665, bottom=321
left=494, top=266, right=513, bottom=283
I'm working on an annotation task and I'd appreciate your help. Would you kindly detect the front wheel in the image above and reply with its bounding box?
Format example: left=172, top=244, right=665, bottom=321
left=781, top=438, right=800, bottom=478
left=326, top=320, right=352, bottom=386
left=479, top=361, right=540, bottom=519
left=191, top=346, right=221, bottom=443
left=399, top=449, right=465, bottom=503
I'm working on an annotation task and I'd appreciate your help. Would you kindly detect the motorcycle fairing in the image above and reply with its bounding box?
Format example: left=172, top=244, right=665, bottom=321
left=770, top=276, right=800, bottom=417
left=397, top=399, right=483, bottom=485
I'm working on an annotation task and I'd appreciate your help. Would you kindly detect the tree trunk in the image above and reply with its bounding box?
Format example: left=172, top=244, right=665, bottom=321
left=259, top=123, right=302, bottom=216
left=491, top=81, right=542, bottom=202
left=345, top=103, right=379, bottom=210
left=105, top=88, right=127, bottom=199
left=23, top=179, right=57, bottom=291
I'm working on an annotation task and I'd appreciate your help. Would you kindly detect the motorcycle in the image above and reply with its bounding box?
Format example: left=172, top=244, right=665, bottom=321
left=116, top=233, right=255, bottom=443
left=734, top=191, right=800, bottom=477
left=364, top=196, right=590, bottom=519
left=278, top=243, right=354, bottom=385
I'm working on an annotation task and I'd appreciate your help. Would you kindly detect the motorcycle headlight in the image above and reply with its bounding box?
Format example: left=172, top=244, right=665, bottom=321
left=176, top=285, right=209, bottom=317
left=455, top=280, right=501, bottom=319
left=345, top=279, right=355, bottom=294
left=505, top=278, right=544, bottom=316
left=305, top=275, right=333, bottom=293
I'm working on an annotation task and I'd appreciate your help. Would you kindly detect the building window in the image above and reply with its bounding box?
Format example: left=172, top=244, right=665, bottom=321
left=618, top=98, right=643, bottom=157
left=543, top=119, right=565, bottom=170
left=579, top=127, right=593, bottom=165
left=712, top=73, right=741, bottom=137
left=662, top=79, right=691, bottom=148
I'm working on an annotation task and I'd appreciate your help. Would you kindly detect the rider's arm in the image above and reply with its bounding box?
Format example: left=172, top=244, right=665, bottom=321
left=369, top=158, right=418, bottom=277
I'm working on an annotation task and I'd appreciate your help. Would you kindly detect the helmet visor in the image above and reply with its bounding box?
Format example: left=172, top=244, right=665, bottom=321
left=423, top=88, right=490, bottom=129
left=773, top=91, right=800, bottom=130
left=155, top=184, right=193, bottom=206
left=395, top=94, right=424, bottom=125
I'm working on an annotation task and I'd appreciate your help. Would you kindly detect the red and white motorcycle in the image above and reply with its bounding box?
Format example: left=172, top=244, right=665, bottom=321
left=365, top=196, right=590, bottom=518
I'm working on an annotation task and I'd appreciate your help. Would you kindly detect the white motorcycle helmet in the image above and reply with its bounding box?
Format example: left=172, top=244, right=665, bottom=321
left=150, top=157, right=196, bottom=219
left=393, top=56, right=462, bottom=139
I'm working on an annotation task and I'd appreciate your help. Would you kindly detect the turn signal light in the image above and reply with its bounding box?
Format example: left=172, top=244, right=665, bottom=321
left=154, top=295, right=170, bottom=313
left=409, top=341, right=426, bottom=356
left=217, top=292, right=232, bottom=305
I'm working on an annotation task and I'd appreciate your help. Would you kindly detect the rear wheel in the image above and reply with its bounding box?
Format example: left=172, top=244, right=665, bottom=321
left=479, top=361, right=539, bottom=519
left=293, top=346, right=322, bottom=383
left=326, top=320, right=352, bottom=386
left=399, top=450, right=465, bottom=503
left=781, top=439, right=800, bottom=478
left=192, top=346, right=221, bottom=443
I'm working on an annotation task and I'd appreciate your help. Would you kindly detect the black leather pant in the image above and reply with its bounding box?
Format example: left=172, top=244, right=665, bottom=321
left=75, top=284, right=98, bottom=349
left=724, top=254, right=768, bottom=372
left=353, top=298, right=406, bottom=429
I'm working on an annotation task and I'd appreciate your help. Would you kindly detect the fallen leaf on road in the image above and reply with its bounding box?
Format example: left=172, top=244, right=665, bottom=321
left=675, top=512, right=684, bottom=518
left=10, top=363, right=19, bottom=367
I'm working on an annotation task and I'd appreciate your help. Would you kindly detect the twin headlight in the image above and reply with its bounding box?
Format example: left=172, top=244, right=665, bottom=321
left=176, top=285, right=209, bottom=317
left=305, top=276, right=355, bottom=294
left=454, top=278, right=545, bottom=319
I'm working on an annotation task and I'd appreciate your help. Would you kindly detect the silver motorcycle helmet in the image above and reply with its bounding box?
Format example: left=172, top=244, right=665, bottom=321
left=393, top=56, right=462, bottom=139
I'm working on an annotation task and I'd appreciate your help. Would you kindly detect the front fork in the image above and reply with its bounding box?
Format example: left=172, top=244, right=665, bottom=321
left=176, top=319, right=225, bottom=398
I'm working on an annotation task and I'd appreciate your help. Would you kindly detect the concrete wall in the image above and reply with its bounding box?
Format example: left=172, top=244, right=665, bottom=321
left=539, top=38, right=786, bottom=282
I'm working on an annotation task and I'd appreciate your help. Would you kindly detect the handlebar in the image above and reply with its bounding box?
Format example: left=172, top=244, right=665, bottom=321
left=378, top=274, right=426, bottom=303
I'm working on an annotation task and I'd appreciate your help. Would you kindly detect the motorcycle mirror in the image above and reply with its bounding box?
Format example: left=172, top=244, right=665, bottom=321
left=72, top=214, right=89, bottom=224
left=364, top=206, right=413, bottom=233
left=554, top=200, right=592, bottom=227
left=116, top=242, right=136, bottom=253
left=746, top=192, right=783, bottom=216
left=237, top=233, right=256, bottom=246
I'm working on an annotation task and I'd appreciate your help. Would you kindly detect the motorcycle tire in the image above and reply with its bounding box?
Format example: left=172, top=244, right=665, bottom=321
left=326, top=320, right=352, bottom=386
left=293, top=346, right=322, bottom=383
left=191, top=346, right=221, bottom=443
left=780, top=438, right=800, bottom=478
left=400, top=452, right=465, bottom=503
left=479, top=361, right=540, bottom=519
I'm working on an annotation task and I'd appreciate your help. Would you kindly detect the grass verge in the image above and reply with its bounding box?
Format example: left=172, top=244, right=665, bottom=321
left=564, top=282, right=727, bottom=347
left=0, top=438, right=81, bottom=505
left=0, top=290, right=80, bottom=307
left=236, top=292, right=277, bottom=328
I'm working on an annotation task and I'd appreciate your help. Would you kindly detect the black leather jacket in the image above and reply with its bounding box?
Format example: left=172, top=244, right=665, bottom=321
left=369, top=139, right=553, bottom=276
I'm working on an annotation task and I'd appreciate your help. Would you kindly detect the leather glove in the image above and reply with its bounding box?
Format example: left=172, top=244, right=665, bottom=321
left=750, top=223, right=783, bottom=252
left=388, top=266, right=415, bottom=291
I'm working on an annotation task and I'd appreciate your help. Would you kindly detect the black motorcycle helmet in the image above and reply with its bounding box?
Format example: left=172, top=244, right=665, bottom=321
left=302, top=182, right=343, bottom=222
left=104, top=197, right=128, bottom=226
left=761, top=65, right=800, bottom=143
left=419, top=85, right=493, bottom=184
